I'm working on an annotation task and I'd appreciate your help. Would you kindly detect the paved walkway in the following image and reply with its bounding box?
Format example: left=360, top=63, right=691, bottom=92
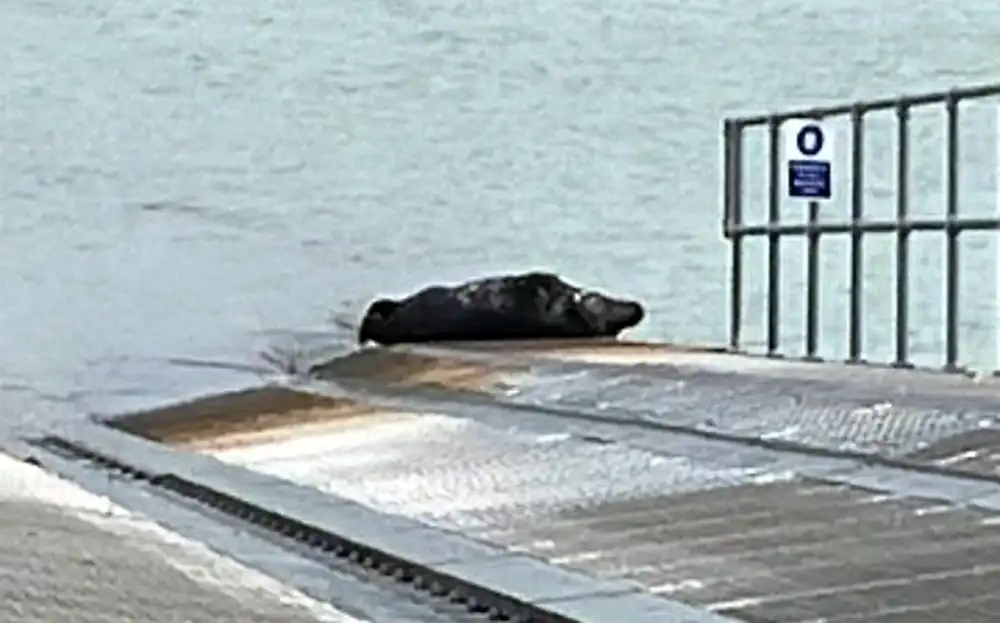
left=0, top=453, right=363, bottom=623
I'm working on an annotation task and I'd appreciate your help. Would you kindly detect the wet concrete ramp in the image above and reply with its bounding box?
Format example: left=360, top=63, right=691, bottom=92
left=102, top=340, right=1000, bottom=622
left=907, top=428, right=1000, bottom=480
left=492, top=353, right=1000, bottom=459
left=473, top=479, right=1000, bottom=622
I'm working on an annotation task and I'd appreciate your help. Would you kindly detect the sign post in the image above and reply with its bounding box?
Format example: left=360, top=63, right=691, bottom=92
left=784, top=119, right=833, bottom=201
left=783, top=118, right=832, bottom=361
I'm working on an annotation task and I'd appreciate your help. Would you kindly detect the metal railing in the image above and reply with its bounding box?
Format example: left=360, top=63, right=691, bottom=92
left=722, top=82, right=1000, bottom=372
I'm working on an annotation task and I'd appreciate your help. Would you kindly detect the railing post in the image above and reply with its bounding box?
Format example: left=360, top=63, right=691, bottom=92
left=943, top=91, right=961, bottom=372
left=804, top=200, right=821, bottom=359
left=724, top=120, right=745, bottom=352
left=848, top=104, right=866, bottom=364
left=893, top=101, right=912, bottom=368
left=766, top=116, right=782, bottom=357
left=723, top=120, right=733, bottom=233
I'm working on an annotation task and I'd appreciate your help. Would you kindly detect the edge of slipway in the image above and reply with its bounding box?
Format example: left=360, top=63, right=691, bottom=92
left=11, top=338, right=1000, bottom=623
left=0, top=448, right=379, bottom=623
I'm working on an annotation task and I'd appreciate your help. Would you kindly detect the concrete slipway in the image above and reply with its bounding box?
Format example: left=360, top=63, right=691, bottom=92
left=10, top=339, right=1000, bottom=622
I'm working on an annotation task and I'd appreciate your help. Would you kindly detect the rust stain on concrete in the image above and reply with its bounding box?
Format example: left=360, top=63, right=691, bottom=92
left=109, top=386, right=375, bottom=447
left=309, top=347, right=524, bottom=390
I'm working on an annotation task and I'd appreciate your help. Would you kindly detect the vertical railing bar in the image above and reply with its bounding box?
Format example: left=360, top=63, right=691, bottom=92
left=767, top=117, right=782, bottom=357
left=727, top=121, right=745, bottom=353
left=805, top=200, right=821, bottom=359
left=723, top=120, right=733, bottom=232
left=894, top=102, right=912, bottom=368
left=848, top=105, right=865, bottom=364
left=944, top=92, right=960, bottom=372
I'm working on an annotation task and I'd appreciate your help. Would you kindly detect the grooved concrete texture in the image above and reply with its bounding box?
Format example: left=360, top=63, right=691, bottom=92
left=501, top=356, right=1000, bottom=459
left=0, top=454, right=361, bottom=623
left=198, top=343, right=1000, bottom=622
left=98, top=342, right=1000, bottom=621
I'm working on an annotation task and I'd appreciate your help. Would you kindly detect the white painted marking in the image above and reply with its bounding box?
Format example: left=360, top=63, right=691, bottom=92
left=850, top=401, right=893, bottom=417
left=706, top=596, right=764, bottom=611
left=534, top=433, right=571, bottom=444
left=936, top=449, right=982, bottom=466
left=530, top=539, right=556, bottom=550
left=549, top=551, right=602, bottom=564
left=749, top=470, right=798, bottom=485
left=913, top=505, right=953, bottom=517
left=542, top=350, right=799, bottom=371
left=864, top=494, right=895, bottom=504
left=760, top=425, right=801, bottom=441
left=649, top=578, right=706, bottom=595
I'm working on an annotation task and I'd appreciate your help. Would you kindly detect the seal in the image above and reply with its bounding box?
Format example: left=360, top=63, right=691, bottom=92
left=357, top=271, right=645, bottom=346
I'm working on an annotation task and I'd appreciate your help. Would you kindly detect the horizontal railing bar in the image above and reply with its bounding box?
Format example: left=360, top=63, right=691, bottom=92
left=724, top=217, right=1000, bottom=238
left=730, top=82, right=1000, bottom=127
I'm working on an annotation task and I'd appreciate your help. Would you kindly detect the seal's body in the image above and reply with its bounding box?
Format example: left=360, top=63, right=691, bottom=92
left=357, top=272, right=645, bottom=346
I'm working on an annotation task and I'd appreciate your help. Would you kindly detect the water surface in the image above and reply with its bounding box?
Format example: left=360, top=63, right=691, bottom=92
left=3, top=0, right=1000, bottom=428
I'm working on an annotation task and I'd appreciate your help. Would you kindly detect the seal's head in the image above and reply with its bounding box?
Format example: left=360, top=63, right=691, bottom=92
left=517, top=272, right=645, bottom=337
left=574, top=291, right=645, bottom=336
left=357, top=298, right=402, bottom=345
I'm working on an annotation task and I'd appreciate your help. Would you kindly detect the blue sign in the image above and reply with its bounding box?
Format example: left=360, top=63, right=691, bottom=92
left=788, top=160, right=831, bottom=199
left=784, top=120, right=833, bottom=201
